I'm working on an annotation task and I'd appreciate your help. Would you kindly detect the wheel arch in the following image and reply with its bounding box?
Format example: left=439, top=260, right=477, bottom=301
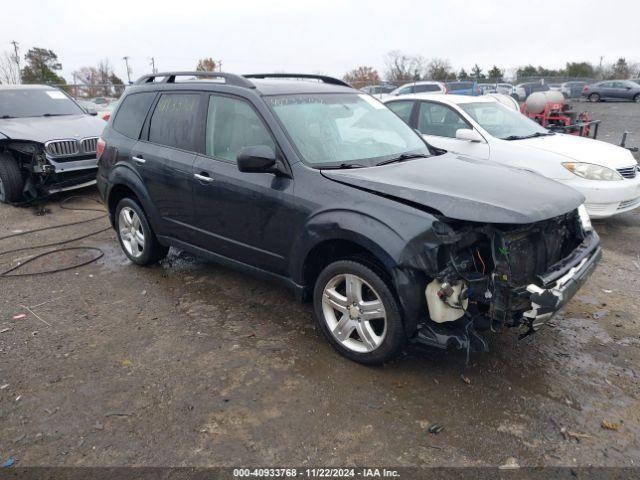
left=105, top=165, right=161, bottom=232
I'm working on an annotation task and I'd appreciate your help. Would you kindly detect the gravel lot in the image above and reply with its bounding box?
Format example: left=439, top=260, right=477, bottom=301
left=1, top=101, right=639, bottom=469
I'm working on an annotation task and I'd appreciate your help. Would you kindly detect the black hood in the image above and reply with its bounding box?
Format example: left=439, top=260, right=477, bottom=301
left=321, top=153, right=584, bottom=224
left=0, top=114, right=105, bottom=144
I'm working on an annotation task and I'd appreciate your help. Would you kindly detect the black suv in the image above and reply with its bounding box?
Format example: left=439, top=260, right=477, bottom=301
left=97, top=72, right=601, bottom=365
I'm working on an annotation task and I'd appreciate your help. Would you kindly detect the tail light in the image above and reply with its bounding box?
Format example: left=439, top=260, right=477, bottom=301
left=102, top=114, right=110, bottom=121
left=96, top=137, right=106, bottom=161
left=582, top=85, right=589, bottom=93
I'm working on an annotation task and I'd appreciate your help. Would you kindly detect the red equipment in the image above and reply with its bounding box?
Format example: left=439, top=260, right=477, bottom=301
left=521, top=97, right=600, bottom=139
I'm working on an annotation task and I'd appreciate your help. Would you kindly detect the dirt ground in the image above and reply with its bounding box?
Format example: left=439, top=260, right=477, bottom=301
left=1, top=102, right=639, bottom=469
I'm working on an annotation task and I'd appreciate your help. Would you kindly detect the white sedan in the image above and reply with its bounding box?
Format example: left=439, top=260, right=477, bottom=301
left=384, top=94, right=640, bottom=218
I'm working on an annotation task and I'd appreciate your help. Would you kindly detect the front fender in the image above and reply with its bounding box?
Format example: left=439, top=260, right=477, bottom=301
left=105, top=164, right=162, bottom=232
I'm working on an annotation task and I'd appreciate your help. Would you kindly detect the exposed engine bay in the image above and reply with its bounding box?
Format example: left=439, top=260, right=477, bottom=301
left=0, top=139, right=98, bottom=201
left=415, top=206, right=601, bottom=354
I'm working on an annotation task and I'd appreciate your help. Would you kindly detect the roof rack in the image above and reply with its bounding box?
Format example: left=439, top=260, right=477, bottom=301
left=243, top=73, right=351, bottom=88
left=134, top=72, right=255, bottom=89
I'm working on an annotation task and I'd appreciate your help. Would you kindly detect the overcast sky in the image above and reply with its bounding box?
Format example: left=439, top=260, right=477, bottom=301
left=2, top=0, right=639, bottom=83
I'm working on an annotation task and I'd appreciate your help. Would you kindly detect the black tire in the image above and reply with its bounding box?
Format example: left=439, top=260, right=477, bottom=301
left=114, top=197, right=168, bottom=265
left=0, top=155, right=24, bottom=204
left=634, top=94, right=640, bottom=104
left=313, top=259, right=406, bottom=365
left=589, top=93, right=600, bottom=103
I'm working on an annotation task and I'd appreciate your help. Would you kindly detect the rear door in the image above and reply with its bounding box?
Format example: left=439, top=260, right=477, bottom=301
left=190, top=93, right=294, bottom=274
left=416, top=101, right=489, bottom=159
left=131, top=92, right=203, bottom=241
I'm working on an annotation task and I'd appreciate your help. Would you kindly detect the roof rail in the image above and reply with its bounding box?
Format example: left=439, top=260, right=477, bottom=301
left=243, top=73, right=351, bottom=88
left=134, top=71, right=255, bottom=89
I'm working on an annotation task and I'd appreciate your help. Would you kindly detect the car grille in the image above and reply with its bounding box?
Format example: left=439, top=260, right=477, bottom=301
left=617, top=166, right=637, bottom=179
left=45, top=140, right=79, bottom=156
left=81, top=137, right=99, bottom=153
left=45, top=137, right=99, bottom=157
left=617, top=197, right=640, bottom=211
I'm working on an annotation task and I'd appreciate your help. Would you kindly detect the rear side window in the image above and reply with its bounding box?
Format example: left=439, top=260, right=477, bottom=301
left=415, top=84, right=441, bottom=93
left=112, top=92, right=155, bottom=139
left=149, top=93, right=200, bottom=151
left=387, top=100, right=414, bottom=123
left=205, top=95, right=275, bottom=163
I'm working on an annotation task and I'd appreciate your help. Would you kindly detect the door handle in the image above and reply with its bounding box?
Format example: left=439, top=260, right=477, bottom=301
left=132, top=156, right=146, bottom=164
left=194, top=173, right=214, bottom=183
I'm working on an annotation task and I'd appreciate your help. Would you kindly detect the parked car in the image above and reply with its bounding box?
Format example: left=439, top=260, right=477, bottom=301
left=361, top=84, right=396, bottom=97
left=478, top=83, right=497, bottom=94
left=514, top=82, right=550, bottom=101
left=582, top=80, right=640, bottom=103
left=495, top=83, right=515, bottom=96
left=90, top=96, right=116, bottom=106
left=0, top=85, right=106, bottom=203
left=445, top=81, right=479, bottom=96
left=384, top=94, right=640, bottom=218
left=631, top=79, right=640, bottom=86
left=548, top=83, right=562, bottom=92
left=387, top=81, right=447, bottom=97
left=96, top=101, right=118, bottom=121
left=97, top=71, right=600, bottom=365
left=560, top=81, right=588, bottom=99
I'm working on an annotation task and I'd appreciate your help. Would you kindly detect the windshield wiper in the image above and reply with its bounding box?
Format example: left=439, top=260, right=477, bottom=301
left=319, top=162, right=368, bottom=170
left=376, top=153, right=429, bottom=166
left=502, top=132, right=554, bottom=141
left=41, top=113, right=73, bottom=117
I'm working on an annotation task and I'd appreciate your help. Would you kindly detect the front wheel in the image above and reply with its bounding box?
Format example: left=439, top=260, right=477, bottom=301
left=634, top=94, right=640, bottom=103
left=0, top=156, right=24, bottom=204
left=115, top=198, right=168, bottom=265
left=589, top=93, right=601, bottom=103
left=313, top=260, right=406, bottom=365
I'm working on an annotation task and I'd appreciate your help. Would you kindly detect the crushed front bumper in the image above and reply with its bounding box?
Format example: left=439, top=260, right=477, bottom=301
left=524, top=232, right=601, bottom=324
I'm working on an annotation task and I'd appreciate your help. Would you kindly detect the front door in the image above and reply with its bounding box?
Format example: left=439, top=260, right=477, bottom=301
left=416, top=101, right=490, bottom=160
left=191, top=94, right=294, bottom=275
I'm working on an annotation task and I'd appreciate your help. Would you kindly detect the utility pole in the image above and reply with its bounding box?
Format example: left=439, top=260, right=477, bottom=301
left=122, top=56, right=132, bottom=84
left=217, top=60, right=223, bottom=72
left=10, top=40, right=21, bottom=84
left=150, top=57, right=157, bottom=74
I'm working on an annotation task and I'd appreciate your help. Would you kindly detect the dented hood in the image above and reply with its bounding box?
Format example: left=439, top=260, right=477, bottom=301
left=321, top=153, right=584, bottom=224
left=0, top=115, right=105, bottom=144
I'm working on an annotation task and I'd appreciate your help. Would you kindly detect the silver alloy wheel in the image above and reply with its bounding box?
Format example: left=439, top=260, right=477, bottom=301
left=119, top=206, right=145, bottom=258
left=321, top=273, right=387, bottom=353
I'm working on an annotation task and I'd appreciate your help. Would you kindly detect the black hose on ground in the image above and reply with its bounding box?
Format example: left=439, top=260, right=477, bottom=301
left=0, top=195, right=110, bottom=278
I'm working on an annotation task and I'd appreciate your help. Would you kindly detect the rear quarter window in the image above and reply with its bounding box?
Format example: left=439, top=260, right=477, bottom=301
left=112, top=92, right=156, bottom=139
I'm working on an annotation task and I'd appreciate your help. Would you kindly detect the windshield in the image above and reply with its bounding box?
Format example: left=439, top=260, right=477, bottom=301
left=0, top=89, right=84, bottom=118
left=266, top=93, right=429, bottom=167
left=460, top=101, right=548, bottom=140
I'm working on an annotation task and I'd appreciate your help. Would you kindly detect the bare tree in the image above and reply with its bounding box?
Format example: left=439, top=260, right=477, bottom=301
left=426, top=58, right=454, bottom=81
left=0, top=51, right=21, bottom=84
left=343, top=66, right=380, bottom=89
left=384, top=50, right=425, bottom=84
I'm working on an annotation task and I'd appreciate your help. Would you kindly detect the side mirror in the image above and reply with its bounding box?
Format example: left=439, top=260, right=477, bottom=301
left=86, top=108, right=98, bottom=116
left=237, top=145, right=277, bottom=173
left=455, top=128, right=484, bottom=143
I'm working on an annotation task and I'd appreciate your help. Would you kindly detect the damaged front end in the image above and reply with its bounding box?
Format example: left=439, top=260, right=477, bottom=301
left=1, top=138, right=98, bottom=200
left=409, top=206, right=601, bottom=354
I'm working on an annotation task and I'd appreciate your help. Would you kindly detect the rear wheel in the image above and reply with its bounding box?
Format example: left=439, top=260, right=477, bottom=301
left=589, top=93, right=601, bottom=102
left=0, top=155, right=24, bottom=204
left=313, top=260, right=406, bottom=365
left=115, top=198, right=168, bottom=265
left=634, top=94, right=640, bottom=103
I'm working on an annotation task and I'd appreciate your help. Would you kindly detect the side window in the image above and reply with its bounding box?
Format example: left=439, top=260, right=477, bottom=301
left=112, top=92, right=156, bottom=139
left=205, top=95, right=275, bottom=163
left=417, top=102, right=469, bottom=138
left=398, top=86, right=414, bottom=95
left=386, top=100, right=414, bottom=124
left=415, top=84, right=440, bottom=93
left=148, top=93, right=200, bottom=151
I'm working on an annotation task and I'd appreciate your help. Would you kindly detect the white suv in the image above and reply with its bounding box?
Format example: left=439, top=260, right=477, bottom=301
left=385, top=81, right=446, bottom=98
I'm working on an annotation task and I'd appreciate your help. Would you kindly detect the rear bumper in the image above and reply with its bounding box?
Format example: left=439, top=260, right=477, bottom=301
left=524, top=234, right=601, bottom=323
